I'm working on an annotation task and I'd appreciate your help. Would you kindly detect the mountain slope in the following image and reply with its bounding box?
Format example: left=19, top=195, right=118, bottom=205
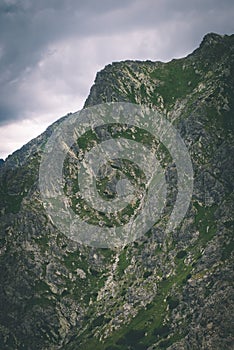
left=0, top=33, right=233, bottom=350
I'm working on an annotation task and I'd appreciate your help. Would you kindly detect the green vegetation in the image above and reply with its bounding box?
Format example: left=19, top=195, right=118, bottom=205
left=194, top=203, right=217, bottom=244
left=75, top=256, right=192, bottom=350
left=143, top=270, right=152, bottom=278
left=65, top=200, right=220, bottom=350
left=176, top=250, right=187, bottom=259
left=117, top=248, right=129, bottom=276
left=221, top=238, right=234, bottom=261
left=150, top=59, right=201, bottom=107
left=154, top=324, right=170, bottom=338
left=166, top=296, right=179, bottom=310
left=0, top=158, right=39, bottom=214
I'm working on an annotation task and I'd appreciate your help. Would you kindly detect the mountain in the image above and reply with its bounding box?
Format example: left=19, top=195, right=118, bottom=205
left=0, top=33, right=233, bottom=350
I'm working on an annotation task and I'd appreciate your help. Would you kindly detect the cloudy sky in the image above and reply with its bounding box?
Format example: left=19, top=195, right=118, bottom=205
left=0, top=0, right=233, bottom=159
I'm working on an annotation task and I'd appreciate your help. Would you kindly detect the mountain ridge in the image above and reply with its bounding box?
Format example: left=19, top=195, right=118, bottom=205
left=0, top=33, right=233, bottom=350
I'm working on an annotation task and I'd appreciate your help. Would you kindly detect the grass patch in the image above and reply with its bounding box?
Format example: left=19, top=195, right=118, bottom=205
left=150, top=59, right=201, bottom=108
left=73, top=257, right=192, bottom=350
left=117, top=248, right=129, bottom=276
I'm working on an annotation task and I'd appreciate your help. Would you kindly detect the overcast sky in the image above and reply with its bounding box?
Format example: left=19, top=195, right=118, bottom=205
left=0, top=0, right=233, bottom=159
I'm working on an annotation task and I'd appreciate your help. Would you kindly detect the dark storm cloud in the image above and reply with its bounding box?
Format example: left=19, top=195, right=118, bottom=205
left=1, top=0, right=232, bottom=82
left=0, top=0, right=134, bottom=84
left=0, top=0, right=233, bottom=139
left=0, top=0, right=137, bottom=124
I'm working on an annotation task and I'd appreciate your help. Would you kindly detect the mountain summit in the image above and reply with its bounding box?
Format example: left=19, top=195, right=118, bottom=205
left=0, top=33, right=233, bottom=350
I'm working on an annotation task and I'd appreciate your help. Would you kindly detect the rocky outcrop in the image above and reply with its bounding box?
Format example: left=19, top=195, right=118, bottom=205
left=0, top=33, right=233, bottom=350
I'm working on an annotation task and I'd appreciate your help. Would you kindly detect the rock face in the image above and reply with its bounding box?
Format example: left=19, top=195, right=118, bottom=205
left=0, top=33, right=233, bottom=350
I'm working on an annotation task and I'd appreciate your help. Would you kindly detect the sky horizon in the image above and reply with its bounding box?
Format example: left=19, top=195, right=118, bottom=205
left=0, top=0, right=234, bottom=160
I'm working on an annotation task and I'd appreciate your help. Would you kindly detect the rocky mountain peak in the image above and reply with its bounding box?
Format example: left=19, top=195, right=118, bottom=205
left=200, top=32, right=225, bottom=46
left=0, top=33, right=233, bottom=350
